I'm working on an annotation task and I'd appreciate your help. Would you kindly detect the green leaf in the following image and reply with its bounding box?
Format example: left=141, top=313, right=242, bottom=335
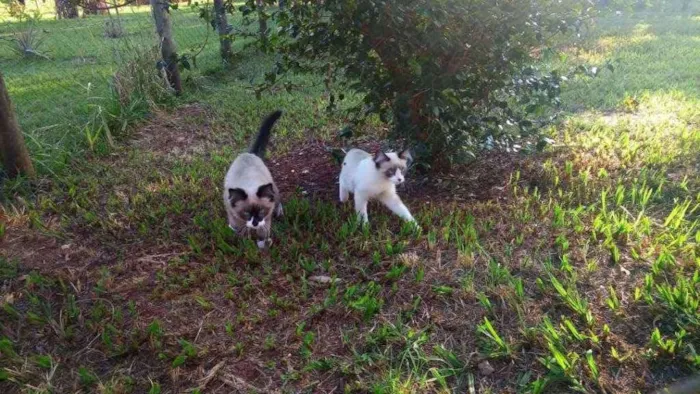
left=78, top=367, right=98, bottom=386
left=432, top=285, right=453, bottom=295
left=337, top=126, right=353, bottom=139
left=180, top=57, right=191, bottom=71
left=172, top=354, right=187, bottom=368
left=34, top=355, right=52, bottom=369
left=585, top=349, right=599, bottom=380
left=408, top=58, right=422, bottom=76
left=149, top=381, right=162, bottom=394
left=526, top=104, right=539, bottom=114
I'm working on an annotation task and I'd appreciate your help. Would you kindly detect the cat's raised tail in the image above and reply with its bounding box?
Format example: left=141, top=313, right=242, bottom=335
left=249, top=110, right=283, bottom=158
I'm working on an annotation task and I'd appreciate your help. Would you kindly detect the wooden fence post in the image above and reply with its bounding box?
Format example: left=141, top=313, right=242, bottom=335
left=150, top=0, right=182, bottom=95
left=213, top=0, right=232, bottom=62
left=257, top=0, right=267, bottom=42
left=0, top=71, right=35, bottom=179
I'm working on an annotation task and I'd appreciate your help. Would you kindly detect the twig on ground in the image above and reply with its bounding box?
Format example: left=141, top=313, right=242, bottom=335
left=191, top=361, right=225, bottom=392
left=220, top=373, right=271, bottom=393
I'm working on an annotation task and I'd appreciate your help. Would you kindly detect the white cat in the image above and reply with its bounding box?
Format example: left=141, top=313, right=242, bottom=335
left=339, top=148, right=416, bottom=225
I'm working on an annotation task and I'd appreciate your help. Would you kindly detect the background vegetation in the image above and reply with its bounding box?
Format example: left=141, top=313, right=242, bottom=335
left=0, top=0, right=698, bottom=393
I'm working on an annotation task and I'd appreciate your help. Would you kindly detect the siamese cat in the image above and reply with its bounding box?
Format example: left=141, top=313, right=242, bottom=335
left=339, top=148, right=417, bottom=225
left=223, top=111, right=283, bottom=249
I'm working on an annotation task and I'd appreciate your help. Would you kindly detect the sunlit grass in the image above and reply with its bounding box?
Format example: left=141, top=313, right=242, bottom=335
left=0, top=4, right=231, bottom=175
left=558, top=13, right=700, bottom=112
left=0, top=4, right=699, bottom=394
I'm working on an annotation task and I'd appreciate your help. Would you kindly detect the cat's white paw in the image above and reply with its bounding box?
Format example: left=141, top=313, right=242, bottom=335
left=257, top=238, right=273, bottom=249
left=228, top=224, right=237, bottom=233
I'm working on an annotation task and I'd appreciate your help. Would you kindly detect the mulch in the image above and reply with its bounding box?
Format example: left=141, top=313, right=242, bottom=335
left=270, top=138, right=545, bottom=204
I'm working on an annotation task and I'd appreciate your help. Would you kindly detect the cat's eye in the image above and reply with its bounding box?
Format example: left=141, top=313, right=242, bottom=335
left=385, top=167, right=400, bottom=177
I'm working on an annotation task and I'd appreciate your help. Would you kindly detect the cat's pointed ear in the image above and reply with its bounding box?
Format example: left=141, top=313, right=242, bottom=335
left=256, top=183, right=275, bottom=201
left=398, top=148, right=413, bottom=164
left=228, top=188, right=247, bottom=206
left=374, top=151, right=390, bottom=168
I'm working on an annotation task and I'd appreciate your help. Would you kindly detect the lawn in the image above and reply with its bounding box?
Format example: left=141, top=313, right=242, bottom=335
left=1, top=2, right=699, bottom=394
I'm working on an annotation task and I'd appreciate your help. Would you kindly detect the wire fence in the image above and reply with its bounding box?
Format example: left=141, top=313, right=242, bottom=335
left=0, top=0, right=218, bottom=172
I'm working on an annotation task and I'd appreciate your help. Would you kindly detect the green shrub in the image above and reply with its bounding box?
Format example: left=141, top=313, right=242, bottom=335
left=238, top=0, right=604, bottom=167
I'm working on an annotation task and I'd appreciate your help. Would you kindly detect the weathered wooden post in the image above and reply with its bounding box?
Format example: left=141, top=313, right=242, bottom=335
left=213, top=0, right=232, bottom=62
left=0, top=71, right=35, bottom=179
left=150, top=0, right=182, bottom=95
left=257, top=0, right=267, bottom=42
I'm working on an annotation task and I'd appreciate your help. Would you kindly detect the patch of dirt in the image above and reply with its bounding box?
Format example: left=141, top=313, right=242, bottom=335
left=403, top=152, right=548, bottom=203
left=132, top=104, right=214, bottom=161
left=271, top=139, right=381, bottom=199
left=271, top=139, right=548, bottom=203
left=1, top=217, right=109, bottom=274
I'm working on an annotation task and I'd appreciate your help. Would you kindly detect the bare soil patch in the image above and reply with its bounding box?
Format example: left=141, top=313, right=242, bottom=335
left=271, top=139, right=380, bottom=199
left=132, top=104, right=214, bottom=160
left=271, top=138, right=549, bottom=204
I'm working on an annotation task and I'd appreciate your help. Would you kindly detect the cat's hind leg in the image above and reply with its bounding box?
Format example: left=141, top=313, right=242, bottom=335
left=354, top=191, right=369, bottom=223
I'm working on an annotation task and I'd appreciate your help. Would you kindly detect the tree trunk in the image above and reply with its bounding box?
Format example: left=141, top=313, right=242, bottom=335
left=84, top=0, right=108, bottom=15
left=213, top=0, right=232, bottom=62
left=0, top=71, right=35, bottom=179
left=257, top=0, right=267, bottom=42
left=150, top=0, right=182, bottom=95
left=55, top=0, right=78, bottom=19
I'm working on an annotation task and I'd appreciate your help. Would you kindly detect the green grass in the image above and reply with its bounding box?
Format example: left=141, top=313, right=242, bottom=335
left=1, top=2, right=360, bottom=178
left=1, top=2, right=699, bottom=394
left=1, top=4, right=215, bottom=175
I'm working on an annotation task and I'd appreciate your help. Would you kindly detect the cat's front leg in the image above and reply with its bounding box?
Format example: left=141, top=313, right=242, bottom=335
left=227, top=211, right=237, bottom=232
left=354, top=191, right=369, bottom=224
left=257, top=238, right=272, bottom=249
left=256, top=222, right=272, bottom=249
left=339, top=183, right=349, bottom=203
left=379, top=192, right=416, bottom=223
left=274, top=202, right=284, bottom=217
